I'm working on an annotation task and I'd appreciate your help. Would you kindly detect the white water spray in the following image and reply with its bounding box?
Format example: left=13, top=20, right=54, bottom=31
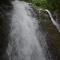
left=7, top=0, right=46, bottom=60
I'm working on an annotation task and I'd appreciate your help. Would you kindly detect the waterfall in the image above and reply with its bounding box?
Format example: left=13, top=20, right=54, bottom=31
left=39, top=9, right=60, bottom=32
left=45, top=9, right=60, bottom=32
left=6, top=0, right=49, bottom=60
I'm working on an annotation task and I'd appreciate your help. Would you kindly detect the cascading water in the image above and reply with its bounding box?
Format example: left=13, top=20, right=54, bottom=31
left=45, top=9, right=60, bottom=32
left=6, top=0, right=50, bottom=60
left=38, top=9, right=60, bottom=32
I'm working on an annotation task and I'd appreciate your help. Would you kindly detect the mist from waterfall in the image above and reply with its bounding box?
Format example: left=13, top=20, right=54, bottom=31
left=6, top=0, right=50, bottom=60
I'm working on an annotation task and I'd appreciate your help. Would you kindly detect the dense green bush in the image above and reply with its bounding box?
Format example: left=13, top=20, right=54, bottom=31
left=25, top=0, right=60, bottom=12
left=32, top=0, right=47, bottom=8
left=47, top=0, right=60, bottom=11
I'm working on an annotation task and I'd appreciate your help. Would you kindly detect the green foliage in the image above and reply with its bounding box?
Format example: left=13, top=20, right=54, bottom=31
left=46, top=0, right=60, bottom=11
left=32, top=0, right=47, bottom=8
left=25, top=0, right=60, bottom=12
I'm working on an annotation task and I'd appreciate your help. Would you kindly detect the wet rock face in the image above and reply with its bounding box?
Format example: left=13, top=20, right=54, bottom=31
left=0, top=14, right=9, bottom=60
left=0, top=0, right=13, bottom=11
left=32, top=6, right=60, bottom=60
left=0, top=0, right=12, bottom=60
left=37, top=11, right=60, bottom=60
left=0, top=0, right=12, bottom=5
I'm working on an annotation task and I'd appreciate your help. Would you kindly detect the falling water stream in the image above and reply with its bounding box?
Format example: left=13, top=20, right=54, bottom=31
left=45, top=9, right=60, bottom=32
left=6, top=0, right=52, bottom=60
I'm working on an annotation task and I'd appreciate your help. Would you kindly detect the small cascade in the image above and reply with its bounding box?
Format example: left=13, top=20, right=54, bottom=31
left=45, top=9, right=60, bottom=32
